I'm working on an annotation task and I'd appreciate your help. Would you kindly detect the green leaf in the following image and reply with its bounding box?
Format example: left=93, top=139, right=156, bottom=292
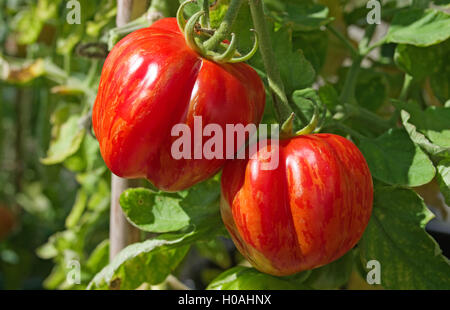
left=430, top=41, right=450, bottom=103
left=65, top=188, right=88, bottom=229
left=358, top=129, right=436, bottom=187
left=436, top=159, right=450, bottom=207
left=16, top=182, right=54, bottom=221
left=292, top=30, right=328, bottom=75
left=120, top=178, right=221, bottom=233
left=86, top=0, right=117, bottom=37
left=86, top=240, right=110, bottom=274
left=360, top=186, right=450, bottom=289
left=386, top=8, right=450, bottom=46
left=43, top=265, right=67, bottom=290
left=57, top=0, right=98, bottom=54
left=401, top=110, right=450, bottom=158
left=196, top=238, right=232, bottom=269
left=394, top=43, right=444, bottom=79
left=265, top=0, right=332, bottom=31
left=41, top=109, right=85, bottom=165
left=303, top=250, right=354, bottom=290
left=291, top=88, right=325, bottom=127
left=318, top=83, right=339, bottom=110
left=396, top=102, right=450, bottom=151
left=354, top=69, right=388, bottom=112
left=209, top=0, right=230, bottom=29
left=88, top=219, right=222, bottom=290
left=120, top=189, right=190, bottom=233
left=11, top=0, right=63, bottom=45
left=207, top=266, right=310, bottom=290
left=433, top=0, right=450, bottom=5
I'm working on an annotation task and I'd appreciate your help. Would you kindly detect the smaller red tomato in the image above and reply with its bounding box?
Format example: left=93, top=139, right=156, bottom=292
left=221, top=134, right=373, bottom=276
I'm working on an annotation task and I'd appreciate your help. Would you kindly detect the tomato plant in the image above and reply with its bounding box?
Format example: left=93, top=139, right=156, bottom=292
left=0, top=0, right=449, bottom=292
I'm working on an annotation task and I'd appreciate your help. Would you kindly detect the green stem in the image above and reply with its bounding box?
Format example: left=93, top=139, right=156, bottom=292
left=249, top=0, right=292, bottom=124
left=361, top=37, right=386, bottom=56
left=328, top=121, right=367, bottom=141
left=327, top=25, right=358, bottom=58
left=63, top=54, right=71, bottom=75
left=85, top=60, right=99, bottom=87
left=201, top=0, right=210, bottom=27
left=43, top=60, right=69, bottom=84
left=358, top=24, right=376, bottom=54
left=339, top=56, right=362, bottom=105
left=342, top=103, right=391, bottom=130
left=108, top=14, right=149, bottom=50
left=389, top=73, right=413, bottom=125
left=203, top=0, right=243, bottom=50
left=399, top=73, right=413, bottom=101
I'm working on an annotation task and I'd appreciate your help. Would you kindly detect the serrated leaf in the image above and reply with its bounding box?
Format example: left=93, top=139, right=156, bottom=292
left=265, top=0, right=332, bottom=31
left=88, top=220, right=222, bottom=290
left=358, top=129, right=436, bottom=187
left=396, top=102, right=450, bottom=151
left=120, top=189, right=190, bottom=233
left=207, top=266, right=310, bottom=290
left=386, top=8, right=450, bottom=46
left=360, top=186, right=450, bottom=289
left=394, top=44, right=443, bottom=79
left=401, top=110, right=450, bottom=158
left=41, top=114, right=85, bottom=165
left=120, top=178, right=221, bottom=233
left=291, top=88, right=325, bottom=127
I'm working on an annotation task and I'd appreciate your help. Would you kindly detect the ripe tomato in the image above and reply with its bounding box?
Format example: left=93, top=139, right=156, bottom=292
left=92, top=18, right=265, bottom=191
left=0, top=205, right=15, bottom=240
left=221, top=134, right=373, bottom=276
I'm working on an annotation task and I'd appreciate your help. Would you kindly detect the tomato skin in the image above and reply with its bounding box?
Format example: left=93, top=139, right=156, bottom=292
left=221, top=134, right=373, bottom=276
left=92, top=18, right=265, bottom=191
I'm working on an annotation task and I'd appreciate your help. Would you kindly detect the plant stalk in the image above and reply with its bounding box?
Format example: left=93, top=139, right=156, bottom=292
left=203, top=0, right=243, bottom=50
left=339, top=56, right=362, bottom=105
left=249, top=0, right=292, bottom=124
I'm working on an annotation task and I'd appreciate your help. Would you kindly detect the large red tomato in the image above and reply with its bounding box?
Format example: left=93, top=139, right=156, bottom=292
left=221, top=134, right=373, bottom=276
left=92, top=18, right=265, bottom=191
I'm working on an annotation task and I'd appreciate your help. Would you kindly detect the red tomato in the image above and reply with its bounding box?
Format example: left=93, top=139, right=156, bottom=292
left=0, top=205, right=15, bottom=240
left=221, top=134, right=373, bottom=276
left=92, top=18, right=265, bottom=191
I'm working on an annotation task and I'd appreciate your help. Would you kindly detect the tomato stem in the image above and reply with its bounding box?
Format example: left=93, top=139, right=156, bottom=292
left=177, top=0, right=196, bottom=32
left=399, top=73, right=413, bottom=101
left=339, top=56, right=362, bottom=105
left=249, top=0, right=293, bottom=125
left=201, top=0, right=210, bottom=27
left=327, top=25, right=358, bottom=59
left=203, top=0, right=244, bottom=50
left=280, top=98, right=320, bottom=138
left=327, top=121, right=367, bottom=141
